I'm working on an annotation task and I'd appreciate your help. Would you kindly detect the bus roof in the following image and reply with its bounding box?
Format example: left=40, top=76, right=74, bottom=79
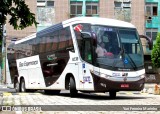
left=14, top=17, right=136, bottom=45
left=15, top=33, right=36, bottom=44
left=62, top=17, right=135, bottom=28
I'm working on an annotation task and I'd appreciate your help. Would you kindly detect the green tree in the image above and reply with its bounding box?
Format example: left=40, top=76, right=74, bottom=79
left=0, top=0, right=38, bottom=45
left=151, top=32, right=160, bottom=68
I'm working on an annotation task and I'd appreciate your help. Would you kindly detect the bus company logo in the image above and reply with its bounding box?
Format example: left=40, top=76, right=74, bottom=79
left=122, top=73, right=128, bottom=77
left=112, top=73, right=120, bottom=77
left=47, top=54, right=57, bottom=60
left=19, top=61, right=38, bottom=67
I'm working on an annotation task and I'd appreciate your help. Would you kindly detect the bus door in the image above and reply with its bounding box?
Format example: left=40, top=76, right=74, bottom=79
left=80, top=38, right=95, bottom=90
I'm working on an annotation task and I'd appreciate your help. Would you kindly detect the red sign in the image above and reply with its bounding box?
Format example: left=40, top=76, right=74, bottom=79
left=121, top=84, right=129, bottom=88
left=74, top=24, right=83, bottom=32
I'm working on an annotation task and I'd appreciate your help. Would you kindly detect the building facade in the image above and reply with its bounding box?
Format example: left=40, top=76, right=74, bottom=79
left=6, top=0, right=147, bottom=42
left=145, top=0, right=160, bottom=53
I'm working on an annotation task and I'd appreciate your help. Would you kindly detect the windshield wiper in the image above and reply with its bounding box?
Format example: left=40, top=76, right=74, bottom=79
left=112, top=46, right=137, bottom=70
left=120, top=45, right=137, bottom=70
left=125, top=53, right=137, bottom=70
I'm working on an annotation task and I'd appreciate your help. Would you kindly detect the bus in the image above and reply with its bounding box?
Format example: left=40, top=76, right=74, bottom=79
left=6, top=17, right=152, bottom=98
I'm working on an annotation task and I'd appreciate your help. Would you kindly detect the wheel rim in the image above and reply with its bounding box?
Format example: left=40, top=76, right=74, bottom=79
left=21, top=82, right=25, bottom=92
left=69, top=82, right=70, bottom=90
left=15, top=82, right=19, bottom=91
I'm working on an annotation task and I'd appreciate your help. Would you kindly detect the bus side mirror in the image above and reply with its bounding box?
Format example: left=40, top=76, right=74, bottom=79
left=139, top=35, right=153, bottom=50
left=81, top=32, right=92, bottom=39
left=81, top=32, right=97, bottom=46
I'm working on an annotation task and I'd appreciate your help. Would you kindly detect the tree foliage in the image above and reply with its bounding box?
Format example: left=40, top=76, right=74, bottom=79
left=0, top=0, right=38, bottom=68
left=0, top=0, right=38, bottom=30
left=151, top=32, right=160, bottom=68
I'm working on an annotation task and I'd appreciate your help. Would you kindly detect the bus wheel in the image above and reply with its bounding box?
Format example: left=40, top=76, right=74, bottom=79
left=109, top=91, right=116, bottom=99
left=14, top=80, right=20, bottom=92
left=20, top=79, right=26, bottom=92
left=69, top=77, right=77, bottom=97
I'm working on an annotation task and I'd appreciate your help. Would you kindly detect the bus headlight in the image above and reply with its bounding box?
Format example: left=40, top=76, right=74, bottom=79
left=100, top=73, right=110, bottom=78
left=140, top=74, right=145, bottom=79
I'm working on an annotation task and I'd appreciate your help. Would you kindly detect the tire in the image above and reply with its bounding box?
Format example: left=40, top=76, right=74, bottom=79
left=14, top=80, right=20, bottom=92
left=69, top=77, right=77, bottom=97
left=44, top=90, right=61, bottom=95
left=20, top=79, right=26, bottom=92
left=109, top=91, right=116, bottom=99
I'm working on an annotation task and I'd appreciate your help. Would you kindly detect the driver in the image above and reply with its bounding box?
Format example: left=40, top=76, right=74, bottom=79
left=96, top=42, right=107, bottom=57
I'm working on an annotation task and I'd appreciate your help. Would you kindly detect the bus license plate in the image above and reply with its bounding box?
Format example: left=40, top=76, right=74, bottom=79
left=121, top=84, right=129, bottom=88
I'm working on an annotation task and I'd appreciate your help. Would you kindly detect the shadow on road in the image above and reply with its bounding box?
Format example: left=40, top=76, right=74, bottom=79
left=41, top=90, right=149, bottom=100
left=1, top=88, right=149, bottom=100
left=58, top=92, right=148, bottom=100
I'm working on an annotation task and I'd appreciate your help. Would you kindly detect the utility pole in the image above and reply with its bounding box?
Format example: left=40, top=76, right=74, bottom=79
left=1, top=24, right=6, bottom=84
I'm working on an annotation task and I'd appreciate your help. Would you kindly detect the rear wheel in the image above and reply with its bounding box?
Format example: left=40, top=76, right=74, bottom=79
left=20, top=79, right=26, bottom=92
left=14, top=80, right=20, bottom=92
left=109, top=91, right=116, bottom=99
left=69, top=77, right=77, bottom=97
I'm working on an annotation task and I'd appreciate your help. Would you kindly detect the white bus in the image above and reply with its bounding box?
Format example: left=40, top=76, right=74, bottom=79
left=6, top=17, right=152, bottom=98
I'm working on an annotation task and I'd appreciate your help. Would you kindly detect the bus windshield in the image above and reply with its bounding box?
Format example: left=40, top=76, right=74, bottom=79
left=74, top=24, right=144, bottom=71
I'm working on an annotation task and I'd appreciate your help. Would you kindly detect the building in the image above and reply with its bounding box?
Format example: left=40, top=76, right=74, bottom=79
left=6, top=0, right=146, bottom=42
left=144, top=0, right=160, bottom=83
left=145, top=0, right=160, bottom=53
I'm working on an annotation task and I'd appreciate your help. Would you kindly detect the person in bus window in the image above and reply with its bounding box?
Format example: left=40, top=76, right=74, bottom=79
left=96, top=42, right=107, bottom=57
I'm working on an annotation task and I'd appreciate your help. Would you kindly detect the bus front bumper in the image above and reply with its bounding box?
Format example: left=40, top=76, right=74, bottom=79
left=91, top=72, right=145, bottom=92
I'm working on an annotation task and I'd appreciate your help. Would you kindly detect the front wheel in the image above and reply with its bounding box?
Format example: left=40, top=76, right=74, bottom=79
left=109, top=91, right=116, bottom=99
left=69, top=77, right=77, bottom=97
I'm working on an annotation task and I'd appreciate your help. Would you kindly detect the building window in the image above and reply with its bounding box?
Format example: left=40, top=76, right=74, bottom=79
left=114, top=2, right=122, bottom=8
left=114, top=1, right=131, bottom=22
left=46, top=1, right=54, bottom=7
left=145, top=3, right=158, bottom=20
left=146, top=29, right=158, bottom=42
left=86, top=2, right=99, bottom=16
left=70, top=2, right=83, bottom=18
left=37, top=0, right=45, bottom=1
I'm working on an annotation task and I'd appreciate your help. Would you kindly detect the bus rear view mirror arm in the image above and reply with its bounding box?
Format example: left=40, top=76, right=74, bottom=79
left=81, top=32, right=97, bottom=46
left=139, top=35, right=153, bottom=50
left=81, top=32, right=92, bottom=39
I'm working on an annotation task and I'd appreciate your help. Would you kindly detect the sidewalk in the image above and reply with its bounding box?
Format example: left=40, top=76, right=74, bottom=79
left=0, top=82, right=7, bottom=89
left=142, top=83, right=160, bottom=94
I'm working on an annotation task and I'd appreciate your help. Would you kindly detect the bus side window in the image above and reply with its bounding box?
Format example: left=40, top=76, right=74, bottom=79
left=84, top=40, right=92, bottom=63
left=51, top=32, right=58, bottom=51
left=66, top=27, right=73, bottom=47
left=76, top=31, right=83, bottom=57
left=46, top=35, right=52, bottom=52
left=32, top=39, right=37, bottom=55
left=59, top=29, right=66, bottom=49
left=39, top=37, right=46, bottom=53
left=35, top=37, right=40, bottom=54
